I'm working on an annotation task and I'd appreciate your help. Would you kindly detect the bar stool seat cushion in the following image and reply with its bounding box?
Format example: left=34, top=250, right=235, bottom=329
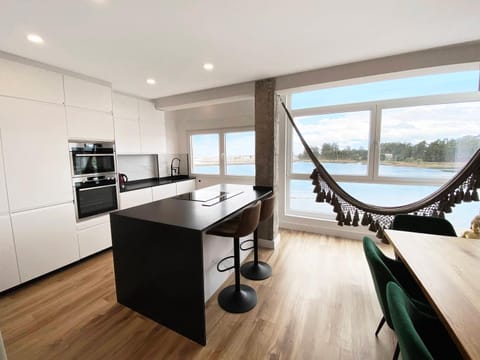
left=208, top=217, right=241, bottom=237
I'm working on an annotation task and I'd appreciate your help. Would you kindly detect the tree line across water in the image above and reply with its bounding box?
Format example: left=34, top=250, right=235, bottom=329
left=298, top=135, right=480, bottom=163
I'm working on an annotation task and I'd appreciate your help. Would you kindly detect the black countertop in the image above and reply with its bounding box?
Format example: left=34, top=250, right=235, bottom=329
left=119, top=175, right=195, bottom=193
left=112, top=184, right=272, bottom=231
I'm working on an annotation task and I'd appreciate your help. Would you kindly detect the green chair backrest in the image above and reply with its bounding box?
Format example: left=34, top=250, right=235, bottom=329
left=387, top=282, right=434, bottom=360
left=387, top=282, right=463, bottom=360
left=363, top=236, right=401, bottom=329
left=392, top=214, right=457, bottom=237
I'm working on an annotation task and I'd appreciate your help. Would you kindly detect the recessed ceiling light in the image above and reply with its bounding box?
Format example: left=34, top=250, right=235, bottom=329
left=146, top=78, right=156, bottom=85
left=27, top=34, right=44, bottom=44
left=203, top=63, right=214, bottom=71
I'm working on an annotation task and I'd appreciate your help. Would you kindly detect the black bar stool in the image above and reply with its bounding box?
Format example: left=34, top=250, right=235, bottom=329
left=240, top=194, right=275, bottom=280
left=207, top=201, right=261, bottom=313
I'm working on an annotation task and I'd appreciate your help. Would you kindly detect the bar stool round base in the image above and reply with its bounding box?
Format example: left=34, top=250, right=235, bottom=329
left=240, top=261, right=272, bottom=280
left=218, top=284, right=257, bottom=313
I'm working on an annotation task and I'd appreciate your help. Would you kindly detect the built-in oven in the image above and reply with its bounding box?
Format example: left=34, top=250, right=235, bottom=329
left=69, top=141, right=116, bottom=177
left=73, top=174, right=118, bottom=220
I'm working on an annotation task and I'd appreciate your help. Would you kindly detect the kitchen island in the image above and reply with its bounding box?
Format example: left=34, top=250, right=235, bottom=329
left=110, top=184, right=272, bottom=345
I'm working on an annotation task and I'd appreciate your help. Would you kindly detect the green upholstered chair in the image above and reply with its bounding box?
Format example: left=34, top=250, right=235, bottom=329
left=391, top=214, right=457, bottom=237
left=386, top=282, right=462, bottom=360
left=363, top=236, right=431, bottom=359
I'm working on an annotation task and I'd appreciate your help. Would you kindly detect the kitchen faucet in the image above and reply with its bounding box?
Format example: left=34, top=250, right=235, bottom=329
left=170, top=157, right=181, bottom=177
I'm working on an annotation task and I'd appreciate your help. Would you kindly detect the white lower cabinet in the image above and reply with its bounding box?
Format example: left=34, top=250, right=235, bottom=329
left=119, top=187, right=153, bottom=209
left=0, top=215, right=20, bottom=292
left=76, top=215, right=111, bottom=258
left=152, top=183, right=177, bottom=201
left=176, top=179, right=196, bottom=195
left=11, top=203, right=78, bottom=282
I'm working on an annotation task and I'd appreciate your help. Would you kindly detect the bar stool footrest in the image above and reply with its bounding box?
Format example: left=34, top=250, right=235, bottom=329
left=241, top=261, right=272, bottom=280
left=216, top=255, right=235, bottom=272
left=239, top=239, right=254, bottom=251
left=218, top=284, right=257, bottom=313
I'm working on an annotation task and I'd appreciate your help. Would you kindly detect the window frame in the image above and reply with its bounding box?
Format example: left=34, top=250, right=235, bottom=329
left=188, top=126, right=255, bottom=178
left=285, top=91, right=480, bottom=219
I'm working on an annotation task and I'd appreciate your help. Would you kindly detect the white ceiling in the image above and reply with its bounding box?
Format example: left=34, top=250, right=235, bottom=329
left=1, top=0, right=480, bottom=99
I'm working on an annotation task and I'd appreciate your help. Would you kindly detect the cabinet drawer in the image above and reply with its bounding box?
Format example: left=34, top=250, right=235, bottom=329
left=152, top=183, right=176, bottom=201
left=77, top=219, right=111, bottom=258
left=176, top=180, right=196, bottom=195
left=119, top=188, right=153, bottom=209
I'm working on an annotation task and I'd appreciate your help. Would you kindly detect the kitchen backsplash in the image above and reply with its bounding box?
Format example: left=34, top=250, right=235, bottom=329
left=117, top=155, right=159, bottom=181
left=158, top=153, right=189, bottom=177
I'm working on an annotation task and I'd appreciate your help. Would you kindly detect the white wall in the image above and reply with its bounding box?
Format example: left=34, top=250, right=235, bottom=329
left=165, top=99, right=254, bottom=188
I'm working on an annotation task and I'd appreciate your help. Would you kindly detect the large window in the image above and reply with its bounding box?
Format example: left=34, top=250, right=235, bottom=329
left=190, top=129, right=255, bottom=176
left=286, top=66, right=480, bottom=231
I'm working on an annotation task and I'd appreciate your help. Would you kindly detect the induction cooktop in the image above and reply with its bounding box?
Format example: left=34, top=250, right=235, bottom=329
left=176, top=189, right=243, bottom=205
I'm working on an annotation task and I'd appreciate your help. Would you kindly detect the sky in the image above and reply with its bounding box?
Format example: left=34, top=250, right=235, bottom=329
left=291, top=70, right=480, bottom=155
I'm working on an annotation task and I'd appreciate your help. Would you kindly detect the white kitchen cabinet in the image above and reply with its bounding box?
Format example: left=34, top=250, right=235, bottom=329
left=176, top=179, right=196, bottom=195
left=66, top=106, right=114, bottom=141
left=114, top=117, right=141, bottom=154
left=113, top=93, right=138, bottom=119
left=0, top=215, right=20, bottom=292
left=76, top=215, right=111, bottom=258
left=119, top=188, right=153, bottom=209
left=139, top=100, right=166, bottom=154
left=11, top=203, right=78, bottom=282
left=0, top=97, right=72, bottom=212
left=64, top=76, right=112, bottom=112
left=0, top=58, right=64, bottom=104
left=152, top=183, right=177, bottom=201
left=0, top=132, right=9, bottom=215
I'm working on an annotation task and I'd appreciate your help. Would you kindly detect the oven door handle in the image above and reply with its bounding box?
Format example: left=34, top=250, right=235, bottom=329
left=73, top=154, right=114, bottom=157
left=78, top=184, right=117, bottom=192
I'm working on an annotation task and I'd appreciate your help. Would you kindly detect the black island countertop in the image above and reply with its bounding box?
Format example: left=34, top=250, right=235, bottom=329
left=114, top=184, right=271, bottom=231
left=119, top=175, right=195, bottom=193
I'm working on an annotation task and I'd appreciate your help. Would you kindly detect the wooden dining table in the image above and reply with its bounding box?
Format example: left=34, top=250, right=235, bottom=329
left=384, top=229, right=480, bottom=359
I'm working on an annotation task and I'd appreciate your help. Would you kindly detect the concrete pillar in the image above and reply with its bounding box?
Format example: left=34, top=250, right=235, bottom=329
left=255, top=78, right=279, bottom=245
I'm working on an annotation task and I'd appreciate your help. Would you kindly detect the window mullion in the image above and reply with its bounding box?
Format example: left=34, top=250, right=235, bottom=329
left=219, top=131, right=225, bottom=176
left=371, top=104, right=381, bottom=181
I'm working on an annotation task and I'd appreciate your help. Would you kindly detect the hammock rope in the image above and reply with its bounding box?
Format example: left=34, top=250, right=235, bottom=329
left=279, top=97, right=480, bottom=239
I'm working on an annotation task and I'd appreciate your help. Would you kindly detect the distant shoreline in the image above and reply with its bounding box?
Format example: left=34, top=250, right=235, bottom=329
left=293, top=159, right=460, bottom=170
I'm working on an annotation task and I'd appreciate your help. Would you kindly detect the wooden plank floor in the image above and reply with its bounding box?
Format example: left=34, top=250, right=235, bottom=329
left=0, top=229, right=396, bottom=359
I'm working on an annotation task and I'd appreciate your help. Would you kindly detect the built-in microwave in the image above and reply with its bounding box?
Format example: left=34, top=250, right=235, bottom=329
left=69, top=141, right=116, bottom=177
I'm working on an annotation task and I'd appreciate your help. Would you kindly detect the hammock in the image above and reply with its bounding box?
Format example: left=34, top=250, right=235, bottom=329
left=279, top=98, right=480, bottom=240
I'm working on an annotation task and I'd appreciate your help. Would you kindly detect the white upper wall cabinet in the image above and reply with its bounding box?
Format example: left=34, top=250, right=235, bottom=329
left=0, top=132, right=9, bottom=215
left=0, top=58, right=64, bottom=104
left=114, top=117, right=141, bottom=154
left=64, top=76, right=112, bottom=112
left=0, top=97, right=72, bottom=212
left=113, top=93, right=139, bottom=119
left=139, top=100, right=166, bottom=154
left=66, top=106, right=114, bottom=141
